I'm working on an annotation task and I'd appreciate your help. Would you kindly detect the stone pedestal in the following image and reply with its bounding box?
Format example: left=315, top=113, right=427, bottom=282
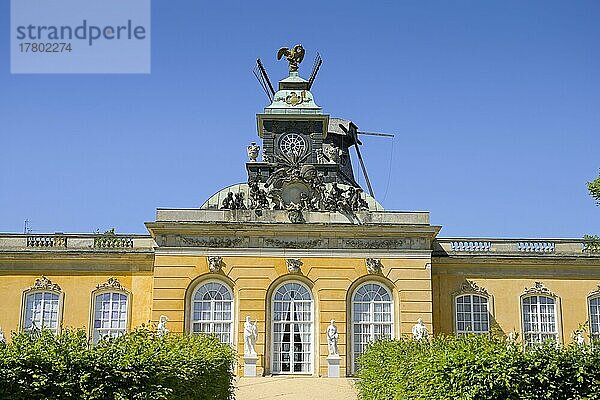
left=243, top=355, right=258, bottom=377
left=327, top=355, right=341, bottom=378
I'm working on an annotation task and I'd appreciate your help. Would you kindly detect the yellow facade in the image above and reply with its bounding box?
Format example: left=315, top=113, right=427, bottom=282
left=151, top=254, right=432, bottom=376
left=0, top=232, right=599, bottom=377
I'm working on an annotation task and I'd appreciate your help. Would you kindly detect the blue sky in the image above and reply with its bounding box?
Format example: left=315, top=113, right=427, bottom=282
left=0, top=0, right=598, bottom=238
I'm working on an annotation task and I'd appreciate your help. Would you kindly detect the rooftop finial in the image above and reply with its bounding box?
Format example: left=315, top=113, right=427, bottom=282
left=277, top=44, right=305, bottom=73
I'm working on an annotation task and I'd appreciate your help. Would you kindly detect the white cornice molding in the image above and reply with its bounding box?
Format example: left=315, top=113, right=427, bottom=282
left=588, top=284, right=600, bottom=298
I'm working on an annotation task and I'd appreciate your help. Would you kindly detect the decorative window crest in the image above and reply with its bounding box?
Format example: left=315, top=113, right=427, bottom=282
left=365, top=258, right=383, bottom=274
left=286, top=258, right=302, bottom=273
left=523, top=281, right=556, bottom=297
left=207, top=256, right=224, bottom=273
left=96, top=277, right=126, bottom=292
left=588, top=284, right=600, bottom=298
left=30, top=276, right=61, bottom=292
left=453, top=280, right=489, bottom=297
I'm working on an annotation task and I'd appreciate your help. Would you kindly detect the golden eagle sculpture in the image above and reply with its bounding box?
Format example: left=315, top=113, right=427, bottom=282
left=277, top=44, right=305, bottom=72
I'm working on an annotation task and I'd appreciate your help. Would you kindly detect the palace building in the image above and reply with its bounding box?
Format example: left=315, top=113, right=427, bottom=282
left=1, top=45, right=599, bottom=378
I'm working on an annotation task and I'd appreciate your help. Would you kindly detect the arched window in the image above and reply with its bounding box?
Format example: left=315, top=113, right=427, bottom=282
left=589, top=296, right=600, bottom=341
left=271, top=281, right=313, bottom=374
left=351, top=282, right=393, bottom=373
left=522, top=295, right=558, bottom=346
left=455, top=294, right=490, bottom=335
left=191, top=281, right=234, bottom=344
left=21, top=276, right=63, bottom=334
left=92, top=292, right=129, bottom=343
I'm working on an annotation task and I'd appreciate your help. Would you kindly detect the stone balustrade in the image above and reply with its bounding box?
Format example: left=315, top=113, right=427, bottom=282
left=436, top=238, right=599, bottom=257
left=26, top=235, right=66, bottom=248
left=0, top=233, right=154, bottom=251
left=449, top=241, right=492, bottom=253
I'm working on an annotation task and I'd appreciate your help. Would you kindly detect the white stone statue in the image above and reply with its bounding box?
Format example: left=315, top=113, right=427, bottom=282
left=157, top=315, right=169, bottom=336
left=412, top=318, right=428, bottom=341
left=247, top=142, right=260, bottom=162
left=0, top=326, right=6, bottom=344
left=244, top=316, right=258, bottom=356
left=574, top=330, right=585, bottom=346
left=327, top=320, right=339, bottom=356
left=323, top=144, right=342, bottom=164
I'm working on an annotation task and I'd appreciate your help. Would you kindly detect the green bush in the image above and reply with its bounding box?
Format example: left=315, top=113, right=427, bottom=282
left=356, top=335, right=600, bottom=400
left=0, top=328, right=236, bottom=400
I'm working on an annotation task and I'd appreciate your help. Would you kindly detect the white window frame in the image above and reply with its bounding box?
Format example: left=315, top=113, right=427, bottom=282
left=351, top=281, right=394, bottom=374
left=189, top=280, right=234, bottom=345
left=91, top=290, right=130, bottom=344
left=270, top=280, right=314, bottom=375
left=521, top=294, right=559, bottom=346
left=21, top=277, right=64, bottom=335
left=21, top=290, right=63, bottom=334
left=454, top=294, right=490, bottom=335
left=588, top=295, right=600, bottom=342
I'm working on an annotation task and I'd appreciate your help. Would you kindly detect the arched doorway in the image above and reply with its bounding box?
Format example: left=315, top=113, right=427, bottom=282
left=271, top=281, right=313, bottom=374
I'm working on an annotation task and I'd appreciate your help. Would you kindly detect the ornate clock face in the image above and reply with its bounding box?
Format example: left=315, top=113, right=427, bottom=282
left=279, top=133, right=307, bottom=157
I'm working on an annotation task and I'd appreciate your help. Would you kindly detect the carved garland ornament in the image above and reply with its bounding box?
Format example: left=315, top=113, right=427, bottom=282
left=207, top=256, right=224, bottom=273
left=523, top=281, right=557, bottom=297
left=31, top=276, right=61, bottom=292
left=180, top=236, right=243, bottom=248
left=96, top=277, right=126, bottom=291
left=264, top=238, right=322, bottom=249
left=345, top=239, right=404, bottom=249
left=453, top=280, right=489, bottom=296
left=286, top=258, right=303, bottom=273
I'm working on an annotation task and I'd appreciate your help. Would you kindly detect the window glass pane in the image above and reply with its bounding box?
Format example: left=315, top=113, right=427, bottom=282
left=271, top=282, right=313, bottom=374
left=93, top=291, right=128, bottom=343
left=522, top=295, right=557, bottom=346
left=455, top=294, right=489, bottom=335
left=352, top=283, right=393, bottom=373
left=191, top=282, right=233, bottom=344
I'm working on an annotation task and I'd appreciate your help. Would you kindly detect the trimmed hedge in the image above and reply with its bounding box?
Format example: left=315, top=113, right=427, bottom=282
left=357, top=335, right=600, bottom=400
left=0, top=328, right=236, bottom=400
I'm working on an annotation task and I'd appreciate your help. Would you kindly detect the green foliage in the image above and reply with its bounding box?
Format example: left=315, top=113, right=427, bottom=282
left=356, top=335, right=600, bottom=400
left=588, top=171, right=600, bottom=206
left=0, top=328, right=236, bottom=400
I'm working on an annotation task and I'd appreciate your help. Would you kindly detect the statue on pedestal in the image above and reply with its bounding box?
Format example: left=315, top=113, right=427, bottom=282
left=244, top=316, right=258, bottom=356
left=412, top=318, right=428, bottom=341
left=327, top=320, right=339, bottom=356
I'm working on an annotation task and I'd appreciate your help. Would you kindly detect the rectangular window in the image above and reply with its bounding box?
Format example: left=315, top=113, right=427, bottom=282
left=93, top=292, right=128, bottom=343
left=455, top=294, right=490, bottom=335
left=589, top=297, right=600, bottom=342
left=522, top=295, right=557, bottom=346
left=24, top=291, right=60, bottom=333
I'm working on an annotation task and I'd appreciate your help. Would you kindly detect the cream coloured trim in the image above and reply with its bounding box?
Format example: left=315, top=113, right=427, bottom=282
left=155, top=247, right=432, bottom=259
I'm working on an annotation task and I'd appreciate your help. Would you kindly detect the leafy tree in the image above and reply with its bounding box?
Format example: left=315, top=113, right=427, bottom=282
left=0, top=328, right=236, bottom=400
left=588, top=170, right=600, bottom=206
left=357, top=335, right=600, bottom=400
